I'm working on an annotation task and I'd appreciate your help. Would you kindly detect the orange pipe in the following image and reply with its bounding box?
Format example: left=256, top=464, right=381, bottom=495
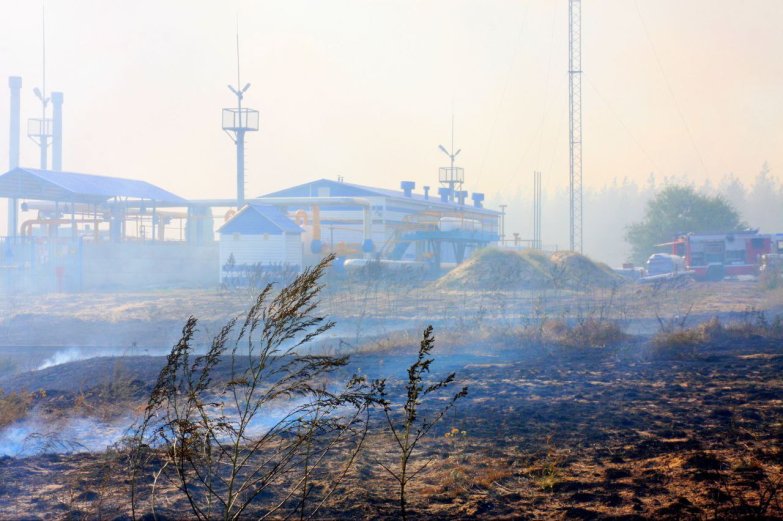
left=312, top=205, right=321, bottom=242
left=294, top=209, right=308, bottom=226
left=20, top=218, right=107, bottom=237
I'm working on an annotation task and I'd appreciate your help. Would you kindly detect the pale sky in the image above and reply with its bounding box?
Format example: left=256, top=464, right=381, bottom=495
left=1, top=0, right=781, bottom=204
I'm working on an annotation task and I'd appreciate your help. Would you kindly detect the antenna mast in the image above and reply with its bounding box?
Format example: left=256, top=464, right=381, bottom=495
left=438, top=115, right=463, bottom=203
left=222, top=19, right=259, bottom=207
left=568, top=0, right=583, bottom=252
left=28, top=2, right=52, bottom=170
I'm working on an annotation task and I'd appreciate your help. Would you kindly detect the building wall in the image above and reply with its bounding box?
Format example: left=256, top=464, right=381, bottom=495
left=219, top=232, right=302, bottom=282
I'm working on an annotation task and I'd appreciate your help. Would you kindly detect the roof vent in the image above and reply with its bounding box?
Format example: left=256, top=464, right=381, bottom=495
left=423, top=186, right=430, bottom=200
left=455, top=190, right=468, bottom=205
left=472, top=192, right=484, bottom=208
left=400, top=181, right=415, bottom=198
left=438, top=187, right=451, bottom=203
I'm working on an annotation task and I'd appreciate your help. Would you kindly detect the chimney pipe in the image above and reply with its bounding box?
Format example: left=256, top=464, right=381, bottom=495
left=9, top=77, right=21, bottom=169
left=51, top=91, right=63, bottom=171
left=400, top=181, right=415, bottom=198
left=456, top=190, right=468, bottom=205
left=472, top=192, right=484, bottom=208
left=423, top=186, right=430, bottom=200
left=438, top=187, right=450, bottom=203
left=8, top=76, right=21, bottom=237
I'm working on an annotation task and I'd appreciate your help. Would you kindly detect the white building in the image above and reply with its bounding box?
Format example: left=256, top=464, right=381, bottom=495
left=218, top=204, right=303, bottom=283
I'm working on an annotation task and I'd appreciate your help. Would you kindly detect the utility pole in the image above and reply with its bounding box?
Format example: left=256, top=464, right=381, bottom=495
left=569, top=0, right=583, bottom=252
left=499, top=204, right=507, bottom=246
left=533, top=171, right=542, bottom=250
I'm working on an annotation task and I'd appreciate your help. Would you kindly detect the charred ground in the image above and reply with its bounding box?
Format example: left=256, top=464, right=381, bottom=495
left=0, top=279, right=781, bottom=519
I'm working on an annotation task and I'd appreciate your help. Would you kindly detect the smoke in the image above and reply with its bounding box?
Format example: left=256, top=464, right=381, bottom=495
left=37, top=348, right=96, bottom=370
left=35, top=345, right=173, bottom=371
left=0, top=415, right=133, bottom=457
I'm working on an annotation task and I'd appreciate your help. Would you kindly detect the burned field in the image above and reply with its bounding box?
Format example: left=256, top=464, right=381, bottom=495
left=0, top=274, right=782, bottom=520
left=0, top=324, right=781, bottom=519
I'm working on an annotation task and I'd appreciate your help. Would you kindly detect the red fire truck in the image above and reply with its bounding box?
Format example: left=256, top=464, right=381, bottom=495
left=668, top=232, right=771, bottom=281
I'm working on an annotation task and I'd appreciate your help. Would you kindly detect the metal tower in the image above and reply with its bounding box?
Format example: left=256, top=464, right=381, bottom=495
left=568, top=0, right=583, bottom=252
left=438, top=114, right=463, bottom=203
left=27, top=5, right=53, bottom=170
left=533, top=171, right=542, bottom=250
left=222, top=32, right=259, bottom=207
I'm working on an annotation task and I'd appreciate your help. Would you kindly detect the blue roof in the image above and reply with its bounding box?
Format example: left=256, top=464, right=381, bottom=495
left=0, top=167, right=187, bottom=204
left=219, top=204, right=303, bottom=235
left=260, top=178, right=498, bottom=215
left=263, top=179, right=379, bottom=198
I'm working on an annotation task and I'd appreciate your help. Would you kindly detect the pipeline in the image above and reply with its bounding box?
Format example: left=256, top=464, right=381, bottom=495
left=21, top=218, right=108, bottom=239
left=258, top=197, right=374, bottom=254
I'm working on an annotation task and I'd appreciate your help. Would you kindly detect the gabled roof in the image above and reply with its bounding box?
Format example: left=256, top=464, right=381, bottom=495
left=0, top=167, right=187, bottom=205
left=260, top=178, right=498, bottom=215
left=262, top=179, right=380, bottom=199
left=218, top=204, right=303, bottom=235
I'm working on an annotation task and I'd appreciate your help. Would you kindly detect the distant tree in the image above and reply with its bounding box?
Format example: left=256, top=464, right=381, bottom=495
left=625, top=185, right=745, bottom=263
left=746, top=161, right=782, bottom=233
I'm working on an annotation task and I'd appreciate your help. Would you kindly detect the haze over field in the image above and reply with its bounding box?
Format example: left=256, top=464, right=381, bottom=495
left=1, top=1, right=782, bottom=260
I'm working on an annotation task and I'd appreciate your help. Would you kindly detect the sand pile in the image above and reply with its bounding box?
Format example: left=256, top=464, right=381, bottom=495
left=436, top=248, right=623, bottom=290
left=549, top=251, right=623, bottom=289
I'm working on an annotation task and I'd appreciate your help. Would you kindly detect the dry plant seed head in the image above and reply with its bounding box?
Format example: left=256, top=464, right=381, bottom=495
left=377, top=325, right=468, bottom=520
left=126, top=254, right=376, bottom=521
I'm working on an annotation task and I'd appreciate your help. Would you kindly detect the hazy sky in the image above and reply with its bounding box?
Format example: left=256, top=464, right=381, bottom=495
left=1, top=0, right=781, bottom=204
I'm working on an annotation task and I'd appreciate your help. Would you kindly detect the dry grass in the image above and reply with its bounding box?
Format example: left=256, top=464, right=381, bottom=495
left=521, top=317, right=627, bottom=349
left=650, top=312, right=783, bottom=360
left=0, top=389, right=34, bottom=428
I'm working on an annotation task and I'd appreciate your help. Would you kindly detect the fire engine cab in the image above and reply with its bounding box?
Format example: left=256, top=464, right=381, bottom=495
left=669, top=232, right=771, bottom=281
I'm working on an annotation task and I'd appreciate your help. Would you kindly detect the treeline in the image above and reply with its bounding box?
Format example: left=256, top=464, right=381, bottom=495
left=492, top=162, right=781, bottom=265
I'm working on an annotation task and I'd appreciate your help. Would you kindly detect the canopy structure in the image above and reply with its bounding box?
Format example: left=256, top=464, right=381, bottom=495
left=0, top=167, right=187, bottom=206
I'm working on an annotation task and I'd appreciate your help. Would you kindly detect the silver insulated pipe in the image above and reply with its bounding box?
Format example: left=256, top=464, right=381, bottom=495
left=8, top=76, right=21, bottom=237
left=51, top=91, right=63, bottom=171
left=8, top=76, right=21, bottom=169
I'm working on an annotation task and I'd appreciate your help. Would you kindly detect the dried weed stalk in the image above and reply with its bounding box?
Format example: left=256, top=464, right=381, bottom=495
left=128, top=254, right=374, bottom=521
left=376, top=325, right=468, bottom=520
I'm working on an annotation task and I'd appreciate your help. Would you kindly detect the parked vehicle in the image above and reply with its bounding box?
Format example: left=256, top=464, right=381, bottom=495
left=667, top=232, right=770, bottom=281
left=645, top=253, right=686, bottom=276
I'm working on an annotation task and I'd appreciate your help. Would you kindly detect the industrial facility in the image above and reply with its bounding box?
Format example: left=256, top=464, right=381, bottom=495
left=0, top=74, right=500, bottom=292
left=218, top=179, right=498, bottom=283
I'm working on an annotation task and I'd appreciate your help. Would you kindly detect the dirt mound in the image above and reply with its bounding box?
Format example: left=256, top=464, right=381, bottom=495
left=549, top=251, right=624, bottom=288
left=436, top=248, right=623, bottom=290
left=435, top=248, right=555, bottom=290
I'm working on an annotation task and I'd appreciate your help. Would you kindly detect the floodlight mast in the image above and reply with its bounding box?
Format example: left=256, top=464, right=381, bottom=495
left=438, top=145, right=462, bottom=201
left=438, top=115, right=463, bottom=202
left=222, top=29, right=259, bottom=207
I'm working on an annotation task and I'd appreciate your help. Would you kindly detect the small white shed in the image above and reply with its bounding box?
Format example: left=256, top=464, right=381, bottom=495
left=218, top=204, right=303, bottom=284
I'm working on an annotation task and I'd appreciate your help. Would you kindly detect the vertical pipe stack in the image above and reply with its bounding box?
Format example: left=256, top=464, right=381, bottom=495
left=8, top=76, right=22, bottom=237
left=51, top=91, right=63, bottom=171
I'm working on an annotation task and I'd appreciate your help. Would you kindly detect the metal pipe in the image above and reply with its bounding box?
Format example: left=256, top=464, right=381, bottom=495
left=236, top=128, right=245, bottom=206
left=312, top=205, right=321, bottom=242
left=8, top=76, right=21, bottom=237
left=8, top=77, right=21, bottom=170
left=51, top=91, right=63, bottom=171
left=20, top=217, right=108, bottom=237
left=258, top=197, right=373, bottom=245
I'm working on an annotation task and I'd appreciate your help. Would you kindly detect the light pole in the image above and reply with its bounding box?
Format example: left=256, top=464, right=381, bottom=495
left=499, top=204, right=507, bottom=246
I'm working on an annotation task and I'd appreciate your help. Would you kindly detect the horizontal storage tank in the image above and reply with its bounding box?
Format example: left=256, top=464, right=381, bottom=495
left=343, top=258, right=429, bottom=273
